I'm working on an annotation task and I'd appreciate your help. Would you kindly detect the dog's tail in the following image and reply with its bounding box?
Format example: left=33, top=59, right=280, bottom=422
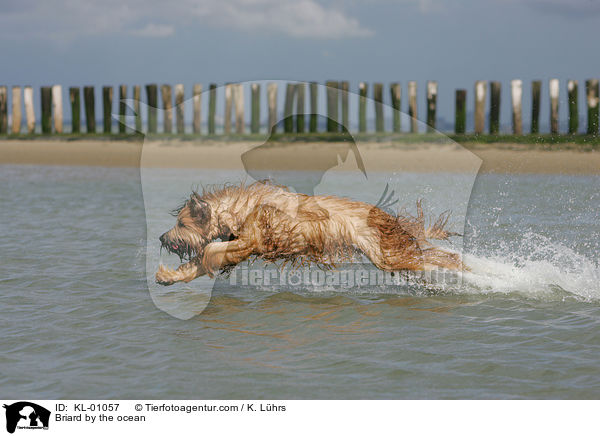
left=397, top=200, right=461, bottom=241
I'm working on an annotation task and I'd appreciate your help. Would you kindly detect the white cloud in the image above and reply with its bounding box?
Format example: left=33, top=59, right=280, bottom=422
left=0, top=0, right=372, bottom=42
left=130, top=23, right=175, bottom=38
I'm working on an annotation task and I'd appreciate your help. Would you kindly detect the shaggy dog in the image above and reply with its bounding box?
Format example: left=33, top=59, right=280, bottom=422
left=155, top=181, right=463, bottom=286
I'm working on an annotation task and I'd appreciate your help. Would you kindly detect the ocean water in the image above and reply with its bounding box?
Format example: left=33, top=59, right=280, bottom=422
left=1, top=164, right=599, bottom=399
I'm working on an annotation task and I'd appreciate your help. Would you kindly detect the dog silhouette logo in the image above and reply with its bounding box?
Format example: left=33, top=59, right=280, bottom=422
left=3, top=402, right=50, bottom=434
left=241, top=115, right=367, bottom=195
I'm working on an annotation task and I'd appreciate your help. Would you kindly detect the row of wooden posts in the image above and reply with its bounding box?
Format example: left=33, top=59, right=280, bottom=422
left=0, top=79, right=598, bottom=135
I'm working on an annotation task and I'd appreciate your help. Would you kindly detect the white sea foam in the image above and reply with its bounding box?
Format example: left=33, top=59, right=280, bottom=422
left=454, top=233, right=599, bottom=302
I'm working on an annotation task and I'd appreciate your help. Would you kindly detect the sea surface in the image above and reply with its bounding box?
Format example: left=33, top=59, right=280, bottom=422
left=1, top=164, right=599, bottom=399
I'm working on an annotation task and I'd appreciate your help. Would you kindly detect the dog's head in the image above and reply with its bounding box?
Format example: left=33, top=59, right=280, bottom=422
left=159, top=192, right=212, bottom=262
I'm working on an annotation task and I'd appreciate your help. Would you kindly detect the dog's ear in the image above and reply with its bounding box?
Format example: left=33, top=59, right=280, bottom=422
left=189, top=193, right=211, bottom=223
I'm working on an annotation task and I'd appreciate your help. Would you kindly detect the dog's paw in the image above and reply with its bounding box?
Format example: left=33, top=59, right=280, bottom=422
left=155, top=264, right=178, bottom=286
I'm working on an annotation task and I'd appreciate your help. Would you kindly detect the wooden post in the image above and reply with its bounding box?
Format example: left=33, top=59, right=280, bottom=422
left=455, top=89, right=466, bottom=134
left=567, top=80, right=578, bottom=135
left=408, top=81, right=418, bottom=133
left=586, top=79, right=599, bottom=135
left=133, top=85, right=142, bottom=132
left=510, top=80, right=523, bottom=135
left=24, top=86, right=35, bottom=133
left=251, top=83, right=260, bottom=133
left=175, top=83, right=185, bottom=134
left=193, top=84, right=202, bottom=134
left=41, top=86, right=52, bottom=134
left=489, top=81, right=501, bottom=134
left=11, top=86, right=22, bottom=134
left=0, top=87, right=7, bottom=134
left=309, top=82, right=318, bottom=132
left=340, top=81, right=349, bottom=130
left=326, top=81, right=339, bottom=132
left=474, top=80, right=486, bottom=134
left=208, top=83, right=216, bottom=134
left=161, top=85, right=172, bottom=134
left=224, top=83, right=232, bottom=134
left=69, top=87, right=81, bottom=134
left=283, top=83, right=296, bottom=133
left=296, top=83, right=305, bottom=133
left=390, top=83, right=401, bottom=132
left=549, top=78, right=559, bottom=134
left=83, top=86, right=95, bottom=133
left=373, top=82, right=384, bottom=132
left=531, top=80, right=541, bottom=134
left=52, top=85, right=63, bottom=134
left=234, top=83, right=244, bottom=134
left=267, top=83, right=277, bottom=134
left=359, top=82, right=367, bottom=132
left=103, top=86, right=112, bottom=133
left=118, top=84, right=127, bottom=133
left=146, top=84, right=158, bottom=133
left=426, top=81, right=438, bottom=132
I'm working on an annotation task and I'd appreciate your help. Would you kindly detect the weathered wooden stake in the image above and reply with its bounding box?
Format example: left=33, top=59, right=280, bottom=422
left=296, top=82, right=305, bottom=133
left=426, top=81, right=438, bottom=132
left=52, top=85, right=63, bottom=134
left=69, top=87, right=80, bottom=134
left=373, top=82, right=384, bottom=132
left=11, top=86, right=22, bottom=134
left=455, top=89, right=466, bottom=134
left=283, top=83, right=296, bottom=133
left=309, top=82, right=318, bottom=132
left=586, top=79, right=599, bottom=135
left=41, top=86, right=52, bottom=134
left=133, top=85, right=142, bottom=132
left=234, top=83, right=244, bottom=134
left=390, top=83, right=401, bottom=132
left=340, top=81, right=349, bottom=130
left=24, top=86, right=35, bottom=133
left=103, top=86, right=113, bottom=133
left=175, top=83, right=184, bottom=134
left=489, top=81, right=501, bottom=134
left=326, top=81, right=339, bottom=132
left=474, top=80, right=487, bottom=134
left=251, top=83, right=260, bottom=134
left=0, top=87, right=7, bottom=134
left=359, top=82, right=367, bottom=133
left=224, top=83, right=233, bottom=134
left=118, top=85, right=127, bottom=133
left=408, top=81, right=418, bottom=133
left=510, top=80, right=523, bottom=135
left=567, top=80, right=578, bottom=134
left=193, top=84, right=202, bottom=134
left=531, top=80, right=541, bottom=134
left=549, top=79, right=559, bottom=134
left=208, top=83, right=216, bottom=134
left=83, top=86, right=95, bottom=133
left=145, top=84, right=158, bottom=134
left=267, top=83, right=277, bottom=134
left=161, top=85, right=172, bottom=134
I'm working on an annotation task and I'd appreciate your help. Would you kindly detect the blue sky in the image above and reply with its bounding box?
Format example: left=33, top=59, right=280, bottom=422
left=1, top=0, right=599, bottom=124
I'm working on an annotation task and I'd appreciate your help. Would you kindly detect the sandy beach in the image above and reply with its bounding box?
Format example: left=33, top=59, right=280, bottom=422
left=1, top=139, right=599, bottom=174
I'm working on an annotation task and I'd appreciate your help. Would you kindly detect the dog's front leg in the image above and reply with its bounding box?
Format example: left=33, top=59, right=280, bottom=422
left=156, top=257, right=207, bottom=285
left=201, top=240, right=254, bottom=278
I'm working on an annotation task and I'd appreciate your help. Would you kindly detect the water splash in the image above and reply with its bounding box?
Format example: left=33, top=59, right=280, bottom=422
left=458, top=233, right=599, bottom=302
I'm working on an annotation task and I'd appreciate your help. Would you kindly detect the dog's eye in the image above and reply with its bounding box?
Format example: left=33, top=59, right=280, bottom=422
left=177, top=220, right=184, bottom=227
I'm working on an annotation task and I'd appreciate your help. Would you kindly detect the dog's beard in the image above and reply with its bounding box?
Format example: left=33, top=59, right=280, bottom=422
left=160, top=239, right=203, bottom=264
